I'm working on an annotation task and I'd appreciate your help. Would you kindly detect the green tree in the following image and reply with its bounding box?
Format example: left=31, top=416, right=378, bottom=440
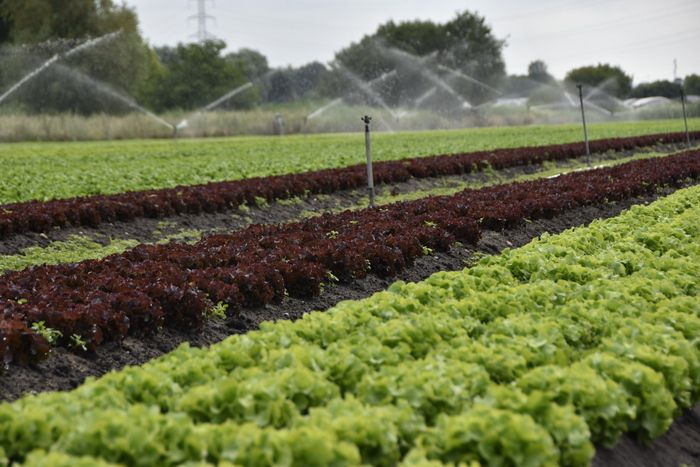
left=684, top=74, right=700, bottom=95
left=0, top=0, right=156, bottom=115
left=134, top=47, right=168, bottom=109
left=225, top=48, right=269, bottom=81
left=145, top=41, right=255, bottom=112
left=334, top=10, right=505, bottom=107
left=527, top=60, right=554, bottom=84
left=564, top=64, right=632, bottom=98
left=266, top=68, right=295, bottom=103
left=0, top=0, right=138, bottom=42
left=0, top=0, right=10, bottom=44
left=292, top=62, right=329, bottom=97
left=502, top=75, right=538, bottom=96
left=629, top=80, right=681, bottom=99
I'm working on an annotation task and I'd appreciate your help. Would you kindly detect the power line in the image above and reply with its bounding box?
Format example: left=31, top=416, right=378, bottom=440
left=513, top=1, right=700, bottom=43
left=189, top=0, right=217, bottom=43
left=544, top=28, right=700, bottom=64
left=489, top=0, right=622, bottom=24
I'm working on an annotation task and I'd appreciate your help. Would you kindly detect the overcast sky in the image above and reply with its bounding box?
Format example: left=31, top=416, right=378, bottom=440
left=125, top=0, right=700, bottom=84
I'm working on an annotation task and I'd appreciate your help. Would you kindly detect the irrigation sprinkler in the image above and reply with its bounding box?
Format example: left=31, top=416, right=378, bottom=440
left=362, top=115, right=376, bottom=207
left=273, top=113, right=285, bottom=136
left=0, top=31, right=122, bottom=106
left=576, top=84, right=591, bottom=168
left=174, top=119, right=189, bottom=138
left=679, top=84, right=691, bottom=149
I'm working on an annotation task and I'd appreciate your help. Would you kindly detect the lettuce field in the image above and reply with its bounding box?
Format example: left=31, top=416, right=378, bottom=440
left=1, top=118, right=698, bottom=205
left=0, top=121, right=698, bottom=466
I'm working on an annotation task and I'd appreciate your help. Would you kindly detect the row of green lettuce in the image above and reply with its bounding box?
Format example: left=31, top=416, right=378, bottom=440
left=0, top=118, right=697, bottom=205
left=2, top=186, right=700, bottom=466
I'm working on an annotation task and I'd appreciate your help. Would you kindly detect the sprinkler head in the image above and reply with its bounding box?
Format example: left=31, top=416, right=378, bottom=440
left=361, top=115, right=372, bottom=125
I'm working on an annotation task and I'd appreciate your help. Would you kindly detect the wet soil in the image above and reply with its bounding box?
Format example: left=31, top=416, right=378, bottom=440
left=593, top=405, right=700, bottom=467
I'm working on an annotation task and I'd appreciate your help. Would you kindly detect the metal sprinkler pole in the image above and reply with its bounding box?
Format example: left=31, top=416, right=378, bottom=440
left=577, top=84, right=591, bottom=167
left=680, top=85, right=691, bottom=149
left=362, top=116, right=376, bottom=207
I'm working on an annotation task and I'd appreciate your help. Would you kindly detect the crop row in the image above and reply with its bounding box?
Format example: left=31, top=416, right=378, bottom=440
left=1, top=150, right=699, bottom=366
left=0, top=131, right=697, bottom=240
left=2, top=185, right=699, bottom=466
left=3, top=120, right=695, bottom=206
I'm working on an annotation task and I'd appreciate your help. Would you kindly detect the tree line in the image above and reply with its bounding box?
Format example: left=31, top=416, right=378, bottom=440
left=0, top=0, right=696, bottom=116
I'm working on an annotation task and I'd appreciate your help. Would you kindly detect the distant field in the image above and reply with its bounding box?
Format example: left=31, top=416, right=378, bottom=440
left=0, top=118, right=697, bottom=204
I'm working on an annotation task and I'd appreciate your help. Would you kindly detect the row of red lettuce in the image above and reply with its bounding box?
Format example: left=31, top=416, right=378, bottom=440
left=1, top=150, right=698, bottom=366
left=0, top=131, right=697, bottom=240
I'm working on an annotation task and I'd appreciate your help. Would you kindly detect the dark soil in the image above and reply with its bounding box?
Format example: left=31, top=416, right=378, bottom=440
left=594, top=405, right=700, bottom=467
left=0, top=142, right=686, bottom=256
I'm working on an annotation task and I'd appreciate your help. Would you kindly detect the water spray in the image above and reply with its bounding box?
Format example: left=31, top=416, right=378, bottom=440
left=0, top=55, right=61, bottom=105
left=202, top=82, right=253, bottom=112
left=376, top=45, right=472, bottom=109
left=306, top=97, right=343, bottom=120
left=436, top=64, right=503, bottom=96
left=0, top=30, right=122, bottom=106
left=577, top=84, right=591, bottom=168
left=336, top=65, right=399, bottom=121
left=413, top=87, right=437, bottom=109
left=679, top=84, right=691, bottom=149
left=173, top=120, right=189, bottom=139
left=307, top=68, right=398, bottom=125
left=563, top=91, right=578, bottom=108
left=583, top=77, right=632, bottom=113
left=176, top=81, right=255, bottom=130
left=52, top=63, right=175, bottom=132
left=62, top=30, right=122, bottom=60
left=273, top=113, right=285, bottom=136
left=414, top=64, right=470, bottom=109
left=362, top=115, right=376, bottom=207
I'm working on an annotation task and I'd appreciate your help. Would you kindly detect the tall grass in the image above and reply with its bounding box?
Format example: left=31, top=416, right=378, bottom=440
left=0, top=102, right=698, bottom=142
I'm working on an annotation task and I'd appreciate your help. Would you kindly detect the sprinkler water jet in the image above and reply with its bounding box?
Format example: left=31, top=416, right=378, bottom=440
left=0, top=31, right=122, bottom=106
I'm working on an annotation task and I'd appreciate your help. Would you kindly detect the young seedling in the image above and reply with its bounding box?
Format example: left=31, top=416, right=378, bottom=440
left=70, top=334, right=88, bottom=352
left=209, top=301, right=229, bottom=320
left=254, top=196, right=269, bottom=208
left=326, top=271, right=339, bottom=283
left=30, top=321, right=62, bottom=345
